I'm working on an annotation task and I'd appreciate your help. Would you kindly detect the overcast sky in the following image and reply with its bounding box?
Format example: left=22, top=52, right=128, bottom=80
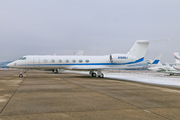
left=0, top=0, right=180, bottom=63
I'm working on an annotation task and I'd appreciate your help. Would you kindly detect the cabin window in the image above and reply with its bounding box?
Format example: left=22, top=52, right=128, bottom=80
left=66, top=60, right=69, bottom=63
left=22, top=57, right=26, bottom=60
left=51, top=59, right=55, bottom=63
left=72, top=60, right=76, bottom=63
left=44, top=59, right=48, bottom=63
left=79, top=59, right=83, bottom=63
left=58, top=60, right=62, bottom=63
left=85, top=60, right=89, bottom=63
left=19, top=57, right=23, bottom=60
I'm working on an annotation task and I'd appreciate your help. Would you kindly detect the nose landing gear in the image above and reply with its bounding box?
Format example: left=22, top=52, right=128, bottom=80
left=19, top=69, right=25, bottom=77
left=19, top=74, right=23, bottom=77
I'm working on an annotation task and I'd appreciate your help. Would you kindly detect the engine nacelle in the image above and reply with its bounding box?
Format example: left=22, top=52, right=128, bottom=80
left=109, top=54, right=137, bottom=63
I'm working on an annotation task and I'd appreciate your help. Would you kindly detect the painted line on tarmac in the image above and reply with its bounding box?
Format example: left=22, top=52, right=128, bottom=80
left=0, top=73, right=28, bottom=114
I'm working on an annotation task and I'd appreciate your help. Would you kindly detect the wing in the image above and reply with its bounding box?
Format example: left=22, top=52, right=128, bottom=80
left=71, top=66, right=109, bottom=71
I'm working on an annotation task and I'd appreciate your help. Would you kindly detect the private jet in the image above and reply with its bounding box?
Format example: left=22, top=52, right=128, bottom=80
left=148, top=53, right=180, bottom=75
left=7, top=40, right=149, bottom=78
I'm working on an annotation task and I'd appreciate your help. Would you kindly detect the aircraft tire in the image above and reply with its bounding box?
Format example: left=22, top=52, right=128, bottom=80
left=19, top=74, right=23, bottom=77
left=170, top=73, right=174, bottom=76
left=98, top=73, right=104, bottom=78
left=92, top=73, right=96, bottom=77
left=101, top=73, right=104, bottom=78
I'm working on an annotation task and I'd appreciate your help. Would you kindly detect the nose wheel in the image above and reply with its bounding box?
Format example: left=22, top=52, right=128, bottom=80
left=19, top=69, right=25, bottom=77
left=19, top=74, right=23, bottom=77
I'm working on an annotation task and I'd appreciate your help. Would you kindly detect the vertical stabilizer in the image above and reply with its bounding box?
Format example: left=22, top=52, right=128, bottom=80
left=174, top=52, right=180, bottom=63
left=174, top=52, right=180, bottom=69
left=127, top=40, right=149, bottom=59
left=151, top=53, right=163, bottom=67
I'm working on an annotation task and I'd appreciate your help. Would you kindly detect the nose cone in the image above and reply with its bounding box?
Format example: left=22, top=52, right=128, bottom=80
left=6, top=62, right=15, bottom=68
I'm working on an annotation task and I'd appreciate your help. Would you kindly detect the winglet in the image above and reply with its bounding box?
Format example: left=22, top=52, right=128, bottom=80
left=149, top=39, right=174, bottom=43
left=76, top=50, right=84, bottom=56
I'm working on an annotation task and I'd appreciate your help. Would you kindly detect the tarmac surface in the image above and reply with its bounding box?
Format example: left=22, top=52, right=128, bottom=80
left=0, top=70, right=180, bottom=120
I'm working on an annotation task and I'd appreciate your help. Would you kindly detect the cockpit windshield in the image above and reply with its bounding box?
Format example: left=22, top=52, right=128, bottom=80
left=19, top=57, right=26, bottom=60
left=22, top=57, right=26, bottom=60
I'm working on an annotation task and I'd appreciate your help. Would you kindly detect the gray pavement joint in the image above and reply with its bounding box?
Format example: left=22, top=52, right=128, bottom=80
left=0, top=72, right=28, bottom=115
left=65, top=77, right=172, bottom=120
left=0, top=70, right=178, bottom=119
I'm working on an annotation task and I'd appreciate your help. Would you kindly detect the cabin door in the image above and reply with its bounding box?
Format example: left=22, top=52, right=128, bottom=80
left=33, top=57, right=40, bottom=67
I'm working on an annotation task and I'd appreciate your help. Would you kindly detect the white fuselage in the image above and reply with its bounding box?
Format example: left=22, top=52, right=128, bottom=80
left=7, top=40, right=149, bottom=78
left=148, top=66, right=176, bottom=72
left=6, top=40, right=150, bottom=78
left=7, top=54, right=142, bottom=70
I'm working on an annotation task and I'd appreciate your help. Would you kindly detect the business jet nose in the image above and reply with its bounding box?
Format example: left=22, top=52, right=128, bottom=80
left=6, top=62, right=15, bottom=68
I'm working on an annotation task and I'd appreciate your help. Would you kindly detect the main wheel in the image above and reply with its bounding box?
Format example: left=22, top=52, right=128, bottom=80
left=98, top=73, right=104, bottom=78
left=101, top=73, right=104, bottom=78
left=91, top=73, right=96, bottom=77
left=170, top=73, right=174, bottom=76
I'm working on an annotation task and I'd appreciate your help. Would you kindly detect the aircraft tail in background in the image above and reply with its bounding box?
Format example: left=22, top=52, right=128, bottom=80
left=150, top=53, right=163, bottom=67
left=174, top=52, right=180, bottom=63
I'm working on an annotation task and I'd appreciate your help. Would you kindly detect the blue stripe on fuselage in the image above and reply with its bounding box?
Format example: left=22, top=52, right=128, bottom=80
left=20, top=57, right=144, bottom=66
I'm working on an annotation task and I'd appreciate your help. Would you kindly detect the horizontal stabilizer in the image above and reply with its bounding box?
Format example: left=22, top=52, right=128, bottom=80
left=149, top=39, right=173, bottom=43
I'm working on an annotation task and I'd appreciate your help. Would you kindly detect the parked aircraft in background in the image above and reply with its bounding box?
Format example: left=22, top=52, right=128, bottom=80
left=148, top=53, right=180, bottom=75
left=7, top=40, right=150, bottom=78
left=173, top=52, right=180, bottom=70
left=147, top=53, right=163, bottom=67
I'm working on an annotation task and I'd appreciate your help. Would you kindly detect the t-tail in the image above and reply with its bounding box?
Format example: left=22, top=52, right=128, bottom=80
left=127, top=40, right=149, bottom=61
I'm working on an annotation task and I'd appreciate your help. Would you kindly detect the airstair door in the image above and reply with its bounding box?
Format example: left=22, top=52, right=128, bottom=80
left=33, top=57, right=40, bottom=67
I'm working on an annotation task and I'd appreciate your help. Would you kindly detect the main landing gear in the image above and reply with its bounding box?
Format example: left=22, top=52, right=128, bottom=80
left=169, top=73, right=174, bottom=76
left=52, top=69, right=58, bottom=73
left=89, top=70, right=104, bottom=78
